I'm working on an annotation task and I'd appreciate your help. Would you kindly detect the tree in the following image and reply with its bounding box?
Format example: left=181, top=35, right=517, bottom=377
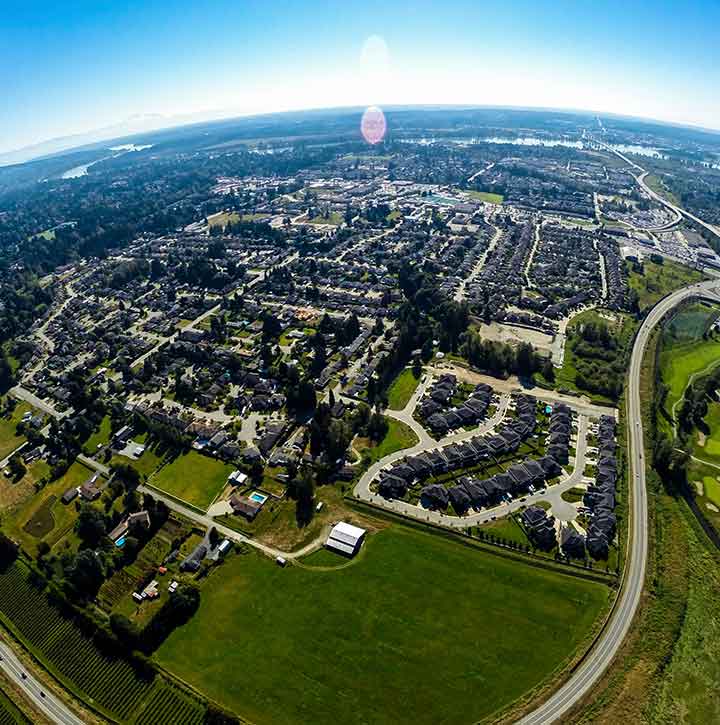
left=209, top=527, right=220, bottom=548
left=412, top=357, right=422, bottom=379
left=0, top=354, right=14, bottom=396
left=541, top=357, right=555, bottom=383
left=64, top=549, right=105, bottom=598
left=7, top=454, right=26, bottom=482
left=0, top=533, right=19, bottom=569
left=75, top=505, right=107, bottom=547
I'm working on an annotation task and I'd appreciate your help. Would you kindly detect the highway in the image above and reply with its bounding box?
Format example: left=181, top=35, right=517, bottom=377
left=519, top=278, right=720, bottom=724
left=596, top=139, right=720, bottom=241
left=0, top=640, right=84, bottom=725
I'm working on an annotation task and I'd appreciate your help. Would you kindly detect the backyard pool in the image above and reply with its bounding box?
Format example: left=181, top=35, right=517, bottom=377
left=116, top=537, right=126, bottom=548
left=249, top=492, right=268, bottom=505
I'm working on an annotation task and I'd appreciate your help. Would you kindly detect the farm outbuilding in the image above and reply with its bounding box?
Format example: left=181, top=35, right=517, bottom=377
left=325, top=522, right=366, bottom=557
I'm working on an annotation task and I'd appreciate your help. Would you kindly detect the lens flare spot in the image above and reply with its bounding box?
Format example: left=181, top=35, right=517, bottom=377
left=361, top=106, right=386, bottom=145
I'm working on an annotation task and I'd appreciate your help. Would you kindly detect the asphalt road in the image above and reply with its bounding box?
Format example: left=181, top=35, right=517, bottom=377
left=519, top=278, right=720, bottom=724
left=0, top=640, right=84, bottom=725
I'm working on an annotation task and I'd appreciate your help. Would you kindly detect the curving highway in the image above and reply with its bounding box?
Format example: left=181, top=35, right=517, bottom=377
left=519, top=278, right=720, bottom=724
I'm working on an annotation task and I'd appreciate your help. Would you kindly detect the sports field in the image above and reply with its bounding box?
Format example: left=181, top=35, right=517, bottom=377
left=149, top=450, right=234, bottom=510
left=157, top=527, right=608, bottom=725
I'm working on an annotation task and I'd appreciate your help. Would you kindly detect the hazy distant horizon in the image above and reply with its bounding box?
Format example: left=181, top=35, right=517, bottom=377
left=3, top=0, right=719, bottom=156
left=4, top=100, right=720, bottom=169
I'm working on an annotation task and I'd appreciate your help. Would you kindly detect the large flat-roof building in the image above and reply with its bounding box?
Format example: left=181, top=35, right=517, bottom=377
left=325, top=522, right=366, bottom=557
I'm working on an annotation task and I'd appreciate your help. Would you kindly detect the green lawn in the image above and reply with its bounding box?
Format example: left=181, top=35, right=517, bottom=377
left=627, top=259, right=704, bottom=314
left=84, top=415, right=111, bottom=454
left=149, top=450, right=234, bottom=510
left=308, top=211, right=342, bottom=225
left=386, top=368, right=420, bottom=410
left=0, top=401, right=32, bottom=460
left=467, top=190, right=504, bottom=204
left=157, top=526, right=608, bottom=725
left=357, top=417, right=419, bottom=465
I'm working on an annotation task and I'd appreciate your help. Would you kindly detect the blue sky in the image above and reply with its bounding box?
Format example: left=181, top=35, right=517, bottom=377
left=1, top=0, right=719, bottom=153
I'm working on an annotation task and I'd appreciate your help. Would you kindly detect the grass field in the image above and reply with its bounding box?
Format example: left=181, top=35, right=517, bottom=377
left=467, top=190, right=504, bottom=204
left=627, top=258, right=704, bottom=314
left=157, top=526, right=608, bottom=725
left=84, top=415, right=111, bottom=454
left=307, top=211, right=342, bottom=225
left=356, top=417, right=419, bottom=465
left=386, top=368, right=420, bottom=410
left=149, top=451, right=234, bottom=510
left=0, top=402, right=32, bottom=461
left=2, top=461, right=94, bottom=556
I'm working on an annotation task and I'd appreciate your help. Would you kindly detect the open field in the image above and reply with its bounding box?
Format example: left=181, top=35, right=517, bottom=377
left=2, top=461, right=94, bottom=556
left=626, top=258, right=704, bottom=313
left=158, top=526, right=608, bottom=725
left=467, top=190, right=504, bottom=204
left=149, top=450, right=234, bottom=510
left=307, top=211, right=342, bottom=225
left=386, top=368, right=420, bottom=410
left=0, top=402, right=32, bottom=461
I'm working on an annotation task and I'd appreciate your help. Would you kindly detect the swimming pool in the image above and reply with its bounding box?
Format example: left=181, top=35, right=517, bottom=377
left=116, top=537, right=126, bottom=548
left=249, top=492, right=268, bottom=504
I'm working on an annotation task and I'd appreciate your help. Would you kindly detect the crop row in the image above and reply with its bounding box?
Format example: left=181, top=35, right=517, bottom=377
left=0, top=564, right=152, bottom=719
left=134, top=681, right=205, bottom=725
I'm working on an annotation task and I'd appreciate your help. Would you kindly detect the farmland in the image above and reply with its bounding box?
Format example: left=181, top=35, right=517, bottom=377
left=0, top=561, right=208, bottom=724
left=149, top=450, right=234, bottom=510
left=157, top=526, right=608, bottom=725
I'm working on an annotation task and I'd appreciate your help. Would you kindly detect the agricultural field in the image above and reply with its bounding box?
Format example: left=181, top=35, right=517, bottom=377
left=0, top=401, right=32, bottom=461
left=2, top=461, right=95, bottom=556
left=626, top=258, right=704, bottom=314
left=149, top=450, right=234, bottom=510
left=354, top=417, right=419, bottom=466
left=157, top=526, right=608, bottom=725
left=386, top=367, right=420, bottom=410
left=0, top=562, right=153, bottom=721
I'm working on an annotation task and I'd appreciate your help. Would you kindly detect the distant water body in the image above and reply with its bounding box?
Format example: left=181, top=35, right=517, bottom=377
left=60, top=144, right=153, bottom=179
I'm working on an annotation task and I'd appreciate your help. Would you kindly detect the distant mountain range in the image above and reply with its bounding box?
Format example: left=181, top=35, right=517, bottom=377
left=0, top=109, right=235, bottom=167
